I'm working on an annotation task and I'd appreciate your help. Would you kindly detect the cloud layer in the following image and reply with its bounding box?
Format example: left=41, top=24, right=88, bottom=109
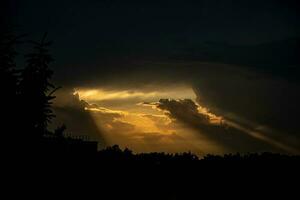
left=52, top=87, right=299, bottom=155
left=150, top=99, right=298, bottom=154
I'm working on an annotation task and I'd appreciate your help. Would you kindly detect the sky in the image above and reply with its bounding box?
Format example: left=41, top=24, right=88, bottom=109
left=5, top=0, right=300, bottom=155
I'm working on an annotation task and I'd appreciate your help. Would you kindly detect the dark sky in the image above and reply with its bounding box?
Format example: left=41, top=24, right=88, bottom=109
left=4, top=1, right=297, bottom=85
left=4, top=0, right=300, bottom=154
left=9, top=0, right=300, bottom=67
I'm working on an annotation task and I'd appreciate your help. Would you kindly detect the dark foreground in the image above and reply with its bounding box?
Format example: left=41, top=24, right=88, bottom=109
left=5, top=137, right=299, bottom=200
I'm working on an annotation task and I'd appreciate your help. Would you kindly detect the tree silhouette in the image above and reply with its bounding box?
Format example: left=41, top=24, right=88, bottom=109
left=0, top=34, right=21, bottom=141
left=19, top=33, right=59, bottom=139
left=0, top=35, right=18, bottom=96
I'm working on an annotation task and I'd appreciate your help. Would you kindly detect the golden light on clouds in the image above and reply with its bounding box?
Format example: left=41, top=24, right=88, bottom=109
left=74, top=86, right=197, bottom=102
left=76, top=89, right=158, bottom=101
left=74, top=85, right=226, bottom=155
left=69, top=84, right=298, bottom=155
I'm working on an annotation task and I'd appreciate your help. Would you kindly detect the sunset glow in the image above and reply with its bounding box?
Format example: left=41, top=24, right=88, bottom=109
left=73, top=86, right=227, bottom=155
left=66, top=85, right=300, bottom=155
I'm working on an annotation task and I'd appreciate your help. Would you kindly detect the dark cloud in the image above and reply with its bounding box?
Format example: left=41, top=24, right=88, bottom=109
left=12, top=0, right=300, bottom=76
left=51, top=90, right=106, bottom=147
left=52, top=89, right=137, bottom=146
left=192, top=65, right=300, bottom=139
left=156, top=99, right=210, bottom=126
left=155, top=98, right=298, bottom=154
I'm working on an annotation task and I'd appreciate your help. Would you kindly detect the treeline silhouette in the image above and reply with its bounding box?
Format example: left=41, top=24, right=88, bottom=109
left=1, top=33, right=299, bottom=165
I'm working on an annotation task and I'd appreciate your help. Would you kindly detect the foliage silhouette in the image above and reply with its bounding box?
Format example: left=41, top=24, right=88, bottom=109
left=18, top=33, right=59, bottom=139
left=0, top=34, right=23, bottom=144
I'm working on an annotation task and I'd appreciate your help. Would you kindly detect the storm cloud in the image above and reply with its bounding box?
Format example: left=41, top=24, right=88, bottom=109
left=151, top=98, right=299, bottom=154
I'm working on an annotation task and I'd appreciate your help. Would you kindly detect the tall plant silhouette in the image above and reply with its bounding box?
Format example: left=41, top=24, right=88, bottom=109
left=0, top=34, right=21, bottom=138
left=19, top=33, right=59, bottom=138
left=0, top=36, right=18, bottom=96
